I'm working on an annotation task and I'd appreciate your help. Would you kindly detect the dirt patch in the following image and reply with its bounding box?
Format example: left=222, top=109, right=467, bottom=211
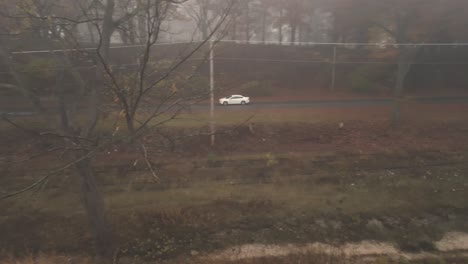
left=209, top=242, right=399, bottom=261
left=436, top=232, right=468, bottom=252
left=342, top=241, right=400, bottom=256
left=207, top=233, right=468, bottom=262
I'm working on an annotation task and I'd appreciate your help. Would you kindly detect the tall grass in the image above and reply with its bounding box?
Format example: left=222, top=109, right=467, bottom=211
left=0, top=254, right=92, bottom=264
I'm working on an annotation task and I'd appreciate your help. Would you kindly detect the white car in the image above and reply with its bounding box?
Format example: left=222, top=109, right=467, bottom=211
left=219, top=95, right=250, bottom=106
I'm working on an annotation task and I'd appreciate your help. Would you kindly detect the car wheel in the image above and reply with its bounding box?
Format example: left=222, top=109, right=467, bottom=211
left=223, top=102, right=228, bottom=106
left=241, top=101, right=246, bottom=105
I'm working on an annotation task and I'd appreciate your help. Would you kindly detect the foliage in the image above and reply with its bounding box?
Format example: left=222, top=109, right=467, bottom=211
left=349, top=65, right=394, bottom=94
left=183, top=75, right=210, bottom=98
left=17, top=57, right=57, bottom=88
left=265, top=152, right=278, bottom=167
left=240, top=80, right=273, bottom=97
left=206, top=152, right=223, bottom=168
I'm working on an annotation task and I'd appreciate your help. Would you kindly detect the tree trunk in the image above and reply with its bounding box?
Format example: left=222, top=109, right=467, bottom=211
left=201, top=25, right=209, bottom=40
left=392, top=46, right=418, bottom=124
left=261, top=9, right=267, bottom=43
left=127, top=19, right=137, bottom=44
left=200, top=19, right=209, bottom=40
left=231, top=15, right=237, bottom=40
left=245, top=3, right=250, bottom=42
left=75, top=157, right=115, bottom=262
left=278, top=9, right=283, bottom=44
left=55, top=41, right=98, bottom=136
left=100, top=0, right=116, bottom=60
left=200, top=6, right=209, bottom=40
left=87, top=23, right=96, bottom=44
left=290, top=22, right=297, bottom=44
left=137, top=0, right=147, bottom=44
left=54, top=34, right=111, bottom=264
left=394, top=55, right=410, bottom=97
left=355, top=23, right=369, bottom=47
left=118, top=29, right=130, bottom=44
left=298, top=25, right=303, bottom=43
left=126, top=113, right=135, bottom=135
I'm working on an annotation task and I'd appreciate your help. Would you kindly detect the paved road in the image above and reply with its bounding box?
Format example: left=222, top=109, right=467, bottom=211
left=2, top=97, right=468, bottom=116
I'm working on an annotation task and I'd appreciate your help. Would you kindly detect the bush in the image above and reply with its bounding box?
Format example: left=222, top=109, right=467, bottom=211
left=348, top=65, right=394, bottom=94
left=8, top=57, right=58, bottom=95
left=152, top=75, right=209, bottom=99
left=239, top=80, right=274, bottom=97
left=184, top=75, right=209, bottom=97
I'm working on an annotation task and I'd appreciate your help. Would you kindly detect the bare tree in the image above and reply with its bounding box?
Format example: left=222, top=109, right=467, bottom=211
left=0, top=0, right=234, bottom=262
left=284, top=0, right=310, bottom=43
left=369, top=0, right=457, bottom=123
left=93, top=0, right=234, bottom=134
left=185, top=0, right=213, bottom=39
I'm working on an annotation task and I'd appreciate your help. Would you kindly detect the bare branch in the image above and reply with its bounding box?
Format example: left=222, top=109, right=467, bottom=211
left=0, top=174, right=50, bottom=200
left=39, top=132, right=95, bottom=143
left=142, top=1, right=234, bottom=96
left=0, top=148, right=62, bottom=164
left=2, top=115, right=40, bottom=136
left=0, top=147, right=90, bottom=164
left=0, top=146, right=98, bottom=200
left=2, top=115, right=95, bottom=143
left=373, top=22, right=396, bottom=38
left=141, top=144, right=159, bottom=182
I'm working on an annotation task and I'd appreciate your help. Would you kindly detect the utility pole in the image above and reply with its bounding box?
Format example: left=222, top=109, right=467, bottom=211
left=210, top=39, right=215, bottom=146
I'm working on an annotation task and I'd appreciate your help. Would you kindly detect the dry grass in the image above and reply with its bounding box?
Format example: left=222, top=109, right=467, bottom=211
left=161, top=107, right=390, bottom=128
left=0, top=255, right=92, bottom=264
left=2, top=151, right=468, bottom=260
left=4, top=253, right=461, bottom=264
left=3, top=102, right=468, bottom=132
left=0, top=254, right=401, bottom=264
left=174, top=254, right=359, bottom=264
left=2, top=107, right=468, bottom=262
left=163, top=102, right=468, bottom=127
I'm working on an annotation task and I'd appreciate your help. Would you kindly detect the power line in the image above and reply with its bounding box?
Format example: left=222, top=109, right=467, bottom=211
left=3, top=40, right=468, bottom=75
left=215, top=57, right=468, bottom=65
left=0, top=57, right=208, bottom=75
left=215, top=57, right=326, bottom=63
left=9, top=40, right=468, bottom=55
left=218, top=39, right=468, bottom=47
left=10, top=41, right=204, bottom=55
left=2, top=57, right=468, bottom=75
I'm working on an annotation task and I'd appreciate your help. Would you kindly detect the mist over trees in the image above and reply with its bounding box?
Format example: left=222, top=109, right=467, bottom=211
left=1, top=0, right=468, bottom=263
left=3, top=0, right=467, bottom=46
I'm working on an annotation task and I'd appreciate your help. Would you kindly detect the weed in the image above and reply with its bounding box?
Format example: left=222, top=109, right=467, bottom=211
left=349, top=64, right=393, bottom=94
left=239, top=80, right=274, bottom=97
left=206, top=153, right=223, bottom=168
left=265, top=153, right=278, bottom=167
